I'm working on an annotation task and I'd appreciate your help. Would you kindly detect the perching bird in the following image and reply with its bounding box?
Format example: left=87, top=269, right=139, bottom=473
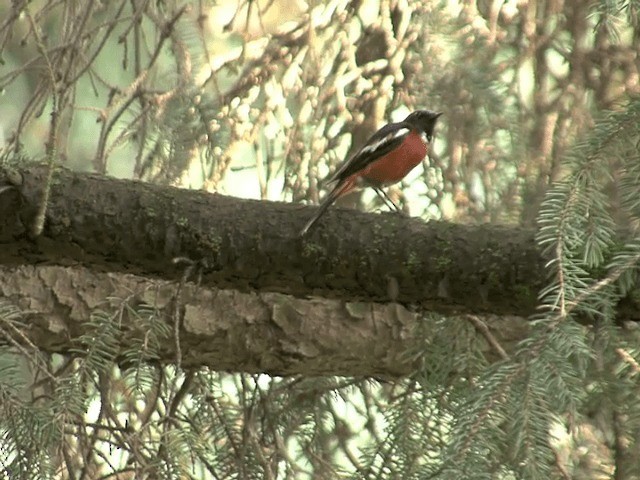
left=301, top=109, right=442, bottom=236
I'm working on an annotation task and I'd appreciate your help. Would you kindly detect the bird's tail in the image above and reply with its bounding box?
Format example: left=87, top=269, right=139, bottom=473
left=300, top=181, right=353, bottom=236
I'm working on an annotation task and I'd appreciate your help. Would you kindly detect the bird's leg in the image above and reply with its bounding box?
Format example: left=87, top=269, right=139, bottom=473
left=373, top=187, right=402, bottom=213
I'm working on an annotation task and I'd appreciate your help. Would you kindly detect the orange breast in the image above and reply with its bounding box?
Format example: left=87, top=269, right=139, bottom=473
left=359, top=130, right=427, bottom=186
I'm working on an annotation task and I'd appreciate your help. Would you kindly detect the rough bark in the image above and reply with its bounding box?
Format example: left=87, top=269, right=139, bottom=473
left=2, top=165, right=640, bottom=376
left=0, top=265, right=529, bottom=376
left=1, top=164, right=545, bottom=316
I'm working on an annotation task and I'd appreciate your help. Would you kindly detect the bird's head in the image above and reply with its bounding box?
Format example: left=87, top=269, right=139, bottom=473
left=404, top=110, right=442, bottom=139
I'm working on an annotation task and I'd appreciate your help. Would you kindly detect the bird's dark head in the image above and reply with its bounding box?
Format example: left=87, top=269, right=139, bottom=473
left=404, top=110, right=442, bottom=138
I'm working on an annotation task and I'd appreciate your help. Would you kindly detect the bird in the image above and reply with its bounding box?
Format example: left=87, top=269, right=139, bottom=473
left=300, top=109, right=442, bottom=236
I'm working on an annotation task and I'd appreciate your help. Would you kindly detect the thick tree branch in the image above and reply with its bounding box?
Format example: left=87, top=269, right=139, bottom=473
left=0, top=265, right=529, bottom=376
left=0, top=165, right=548, bottom=316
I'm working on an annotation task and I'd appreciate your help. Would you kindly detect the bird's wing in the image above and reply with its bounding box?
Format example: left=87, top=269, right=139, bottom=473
left=325, top=121, right=411, bottom=184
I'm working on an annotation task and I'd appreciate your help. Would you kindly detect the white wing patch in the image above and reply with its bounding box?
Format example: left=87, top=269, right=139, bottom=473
left=392, top=127, right=410, bottom=139
left=360, top=127, right=410, bottom=154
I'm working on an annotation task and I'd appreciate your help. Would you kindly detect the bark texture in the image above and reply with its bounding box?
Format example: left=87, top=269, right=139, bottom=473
left=1, top=165, right=545, bottom=316
left=2, top=166, right=639, bottom=376
left=0, top=265, right=528, bottom=376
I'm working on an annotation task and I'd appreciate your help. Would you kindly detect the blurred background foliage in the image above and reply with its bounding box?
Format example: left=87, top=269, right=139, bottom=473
left=3, top=0, right=638, bottom=225
left=2, top=0, right=640, bottom=478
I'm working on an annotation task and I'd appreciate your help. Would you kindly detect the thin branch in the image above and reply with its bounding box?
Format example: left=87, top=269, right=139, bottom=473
left=465, top=315, right=510, bottom=360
